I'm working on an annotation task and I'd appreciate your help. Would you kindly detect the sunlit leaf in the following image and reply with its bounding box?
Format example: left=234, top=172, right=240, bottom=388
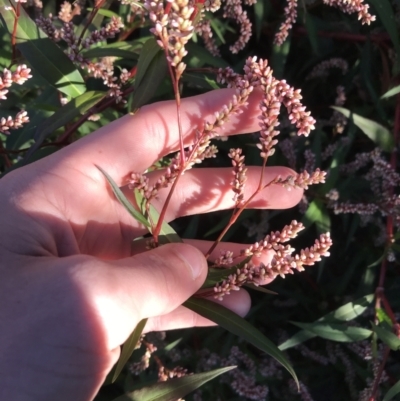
left=163, top=338, right=183, bottom=352
left=381, top=85, right=400, bottom=99
left=82, top=42, right=140, bottom=60
left=279, top=294, right=374, bottom=350
left=376, top=308, right=392, bottom=325
left=372, top=322, right=400, bottom=351
left=291, top=321, right=372, bottom=342
left=331, top=107, right=394, bottom=152
left=26, top=91, right=106, bottom=159
left=87, top=7, right=120, bottom=18
left=383, top=379, right=400, bottom=401
left=0, top=0, right=85, bottom=97
left=184, top=297, right=298, bottom=386
left=112, top=366, right=236, bottom=401
left=96, top=166, right=150, bottom=227
left=112, top=318, right=147, bottom=383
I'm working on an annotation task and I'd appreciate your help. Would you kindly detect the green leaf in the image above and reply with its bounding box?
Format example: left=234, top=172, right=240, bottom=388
left=291, top=321, right=372, bottom=342
left=112, top=318, right=147, bottom=383
left=186, top=42, right=228, bottom=68
left=368, top=0, right=400, bottom=73
left=134, top=190, right=182, bottom=244
left=182, top=72, right=220, bottom=90
left=129, top=38, right=167, bottom=112
left=372, top=323, right=400, bottom=351
left=0, top=0, right=85, bottom=98
left=376, top=308, right=392, bottom=325
left=331, top=107, right=394, bottom=152
left=383, top=379, right=400, bottom=401
left=209, top=18, right=226, bottom=44
left=304, top=11, right=319, bottom=55
left=279, top=294, right=374, bottom=350
left=302, top=199, right=331, bottom=234
left=271, top=37, right=291, bottom=80
left=26, top=91, right=106, bottom=158
left=86, top=7, right=120, bottom=18
left=96, top=166, right=150, bottom=227
left=112, top=366, right=236, bottom=401
left=381, top=85, right=400, bottom=99
left=184, top=297, right=298, bottom=386
left=133, top=37, right=162, bottom=91
left=82, top=42, right=140, bottom=60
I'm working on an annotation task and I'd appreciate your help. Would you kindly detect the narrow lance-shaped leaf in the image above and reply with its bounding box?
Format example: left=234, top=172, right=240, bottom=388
left=129, top=48, right=167, bottom=112
left=279, top=294, right=374, bottom=350
left=26, top=91, right=106, bottom=160
left=383, top=379, right=400, bottom=401
left=371, top=322, right=400, bottom=351
left=331, top=107, right=394, bottom=152
left=0, top=0, right=85, bottom=98
left=290, top=321, right=372, bottom=342
left=184, top=297, right=299, bottom=387
left=112, top=366, right=236, bottom=401
left=381, top=85, right=400, bottom=99
left=368, top=0, right=400, bottom=73
left=112, top=318, right=147, bottom=383
left=96, top=166, right=150, bottom=227
left=134, top=190, right=182, bottom=244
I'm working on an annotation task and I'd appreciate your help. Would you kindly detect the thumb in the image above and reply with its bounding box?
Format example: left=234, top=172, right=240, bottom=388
left=93, top=243, right=208, bottom=348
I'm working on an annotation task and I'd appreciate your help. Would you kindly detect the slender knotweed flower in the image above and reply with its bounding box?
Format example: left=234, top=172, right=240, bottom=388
left=331, top=148, right=400, bottom=227
left=322, top=0, right=376, bottom=25
left=214, top=229, right=332, bottom=299
left=276, top=0, right=375, bottom=45
left=145, top=0, right=195, bottom=79
left=229, top=148, right=247, bottom=208
left=0, top=65, right=31, bottom=134
left=274, top=0, right=297, bottom=46
left=195, top=19, right=220, bottom=56
left=58, top=0, right=81, bottom=23
left=306, top=58, right=349, bottom=80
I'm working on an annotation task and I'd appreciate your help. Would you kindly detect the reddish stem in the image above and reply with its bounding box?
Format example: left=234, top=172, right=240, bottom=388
left=77, top=0, right=105, bottom=48
left=10, top=1, right=21, bottom=66
left=0, top=140, right=12, bottom=168
left=56, top=86, right=135, bottom=145
left=368, top=346, right=391, bottom=401
left=205, top=160, right=270, bottom=258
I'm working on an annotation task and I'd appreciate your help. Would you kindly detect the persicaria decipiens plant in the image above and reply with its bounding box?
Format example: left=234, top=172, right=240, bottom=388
left=129, top=55, right=332, bottom=299
left=6, top=0, right=397, bottom=398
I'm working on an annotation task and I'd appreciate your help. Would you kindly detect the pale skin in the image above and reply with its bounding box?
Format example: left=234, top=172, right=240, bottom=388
left=0, top=89, right=302, bottom=401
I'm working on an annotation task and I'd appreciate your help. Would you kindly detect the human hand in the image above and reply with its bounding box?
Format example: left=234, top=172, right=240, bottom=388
left=0, top=89, right=302, bottom=401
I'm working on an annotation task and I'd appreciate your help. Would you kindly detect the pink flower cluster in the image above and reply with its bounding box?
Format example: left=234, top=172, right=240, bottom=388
left=0, top=65, right=31, bottom=134
left=213, top=221, right=332, bottom=299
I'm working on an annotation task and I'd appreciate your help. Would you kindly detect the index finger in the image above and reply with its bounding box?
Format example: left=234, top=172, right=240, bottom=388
left=54, top=89, right=263, bottom=184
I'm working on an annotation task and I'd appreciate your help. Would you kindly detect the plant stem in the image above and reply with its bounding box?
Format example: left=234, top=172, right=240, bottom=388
left=368, top=346, right=390, bottom=401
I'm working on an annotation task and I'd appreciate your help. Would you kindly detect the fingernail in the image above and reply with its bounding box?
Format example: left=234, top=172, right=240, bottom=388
left=176, top=245, right=205, bottom=280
